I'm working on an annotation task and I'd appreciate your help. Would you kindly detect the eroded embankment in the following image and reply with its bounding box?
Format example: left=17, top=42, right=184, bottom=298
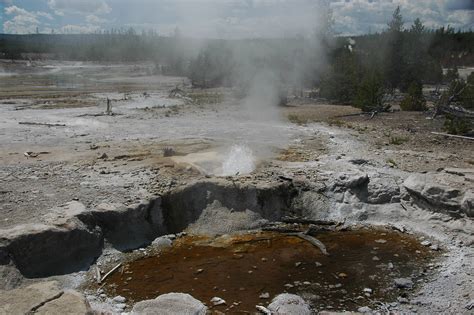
left=0, top=178, right=294, bottom=280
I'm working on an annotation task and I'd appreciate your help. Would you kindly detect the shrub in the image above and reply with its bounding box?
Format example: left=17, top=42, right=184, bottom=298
left=444, top=114, right=472, bottom=135
left=389, top=136, right=408, bottom=145
left=354, top=72, right=385, bottom=112
left=400, top=81, right=426, bottom=111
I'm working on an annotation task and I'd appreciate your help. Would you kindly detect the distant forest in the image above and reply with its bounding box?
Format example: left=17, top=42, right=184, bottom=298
left=0, top=24, right=473, bottom=67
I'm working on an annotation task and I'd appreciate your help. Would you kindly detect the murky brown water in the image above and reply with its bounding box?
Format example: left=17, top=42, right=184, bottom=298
left=101, top=228, right=435, bottom=313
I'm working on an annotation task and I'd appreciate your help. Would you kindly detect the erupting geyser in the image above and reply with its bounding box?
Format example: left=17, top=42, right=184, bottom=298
left=221, top=144, right=256, bottom=176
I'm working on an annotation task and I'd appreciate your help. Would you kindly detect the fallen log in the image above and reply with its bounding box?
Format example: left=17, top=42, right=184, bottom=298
left=431, top=132, right=474, bottom=140
left=19, top=122, right=66, bottom=127
left=287, top=232, right=329, bottom=256
left=100, top=263, right=122, bottom=283
left=281, top=217, right=337, bottom=226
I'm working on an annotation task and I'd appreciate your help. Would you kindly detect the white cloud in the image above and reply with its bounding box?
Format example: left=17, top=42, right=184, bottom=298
left=326, top=0, right=473, bottom=35
left=86, top=14, right=108, bottom=24
left=48, top=0, right=111, bottom=16
left=3, top=5, right=53, bottom=34
left=59, top=24, right=101, bottom=34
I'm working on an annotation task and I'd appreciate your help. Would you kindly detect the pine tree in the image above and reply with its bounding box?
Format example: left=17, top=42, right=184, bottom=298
left=385, top=6, right=405, bottom=90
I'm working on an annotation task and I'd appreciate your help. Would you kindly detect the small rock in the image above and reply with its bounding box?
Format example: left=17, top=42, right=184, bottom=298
left=465, top=299, right=474, bottom=310
left=256, top=305, right=272, bottom=314
left=115, top=303, right=127, bottom=310
left=259, top=292, right=270, bottom=299
left=113, top=296, right=127, bottom=303
left=394, top=278, right=414, bottom=289
left=211, top=297, right=226, bottom=306
left=421, top=240, right=431, bottom=246
left=295, top=262, right=302, bottom=267
left=430, top=244, right=439, bottom=251
left=358, top=306, right=373, bottom=313
left=388, top=262, right=394, bottom=269
left=375, top=239, right=387, bottom=244
left=151, top=237, right=172, bottom=250
left=363, top=288, right=373, bottom=294
left=267, top=294, right=311, bottom=315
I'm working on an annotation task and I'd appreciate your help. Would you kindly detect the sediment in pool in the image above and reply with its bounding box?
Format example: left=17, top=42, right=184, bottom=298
left=96, top=228, right=436, bottom=313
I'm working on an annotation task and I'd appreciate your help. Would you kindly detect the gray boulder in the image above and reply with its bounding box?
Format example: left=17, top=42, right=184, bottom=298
left=403, top=172, right=473, bottom=217
left=267, top=293, right=311, bottom=315
left=131, top=293, right=207, bottom=315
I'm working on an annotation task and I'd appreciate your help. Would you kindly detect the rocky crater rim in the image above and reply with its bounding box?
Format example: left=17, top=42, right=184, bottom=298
left=0, top=168, right=472, bottom=281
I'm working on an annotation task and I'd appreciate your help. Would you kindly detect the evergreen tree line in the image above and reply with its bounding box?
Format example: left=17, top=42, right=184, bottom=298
left=319, top=6, right=473, bottom=112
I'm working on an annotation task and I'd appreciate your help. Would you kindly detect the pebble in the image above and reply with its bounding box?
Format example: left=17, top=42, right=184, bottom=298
left=358, top=306, right=372, bottom=313
left=394, top=278, right=414, bottom=289
left=465, top=299, right=474, bottom=310
left=421, top=240, right=431, bottom=246
left=115, top=303, right=127, bottom=310
left=430, top=244, right=439, bottom=251
left=113, top=296, right=126, bottom=303
left=259, top=292, right=270, bottom=299
left=363, top=288, right=373, bottom=294
left=211, top=297, right=226, bottom=306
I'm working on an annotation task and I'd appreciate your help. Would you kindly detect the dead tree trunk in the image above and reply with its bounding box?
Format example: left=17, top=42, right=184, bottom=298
left=106, top=98, right=112, bottom=115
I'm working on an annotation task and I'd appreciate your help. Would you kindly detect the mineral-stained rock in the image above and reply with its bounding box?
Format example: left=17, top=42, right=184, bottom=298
left=267, top=293, right=311, bottom=315
left=131, top=293, right=207, bottom=315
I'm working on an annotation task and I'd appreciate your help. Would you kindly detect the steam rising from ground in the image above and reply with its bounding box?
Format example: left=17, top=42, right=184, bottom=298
left=221, top=144, right=256, bottom=176
left=242, top=70, right=283, bottom=123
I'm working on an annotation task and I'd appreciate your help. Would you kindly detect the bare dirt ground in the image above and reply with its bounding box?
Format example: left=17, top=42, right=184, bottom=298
left=284, top=103, right=473, bottom=172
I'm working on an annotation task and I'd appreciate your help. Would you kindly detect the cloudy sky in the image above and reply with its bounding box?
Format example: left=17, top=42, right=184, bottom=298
left=0, top=0, right=473, bottom=37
